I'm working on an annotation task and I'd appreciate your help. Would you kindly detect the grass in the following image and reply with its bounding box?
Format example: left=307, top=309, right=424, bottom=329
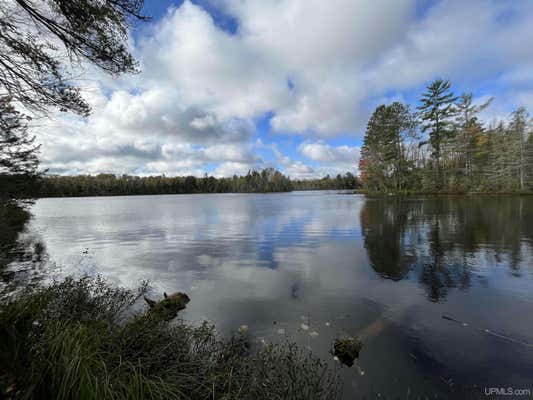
left=0, top=276, right=339, bottom=400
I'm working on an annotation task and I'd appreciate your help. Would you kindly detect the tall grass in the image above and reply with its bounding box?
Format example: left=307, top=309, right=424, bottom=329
left=0, top=276, right=339, bottom=400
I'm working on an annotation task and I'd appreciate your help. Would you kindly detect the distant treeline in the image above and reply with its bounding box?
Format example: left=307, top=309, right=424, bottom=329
left=35, top=169, right=360, bottom=197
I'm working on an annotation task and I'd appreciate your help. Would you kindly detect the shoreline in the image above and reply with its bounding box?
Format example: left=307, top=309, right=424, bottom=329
left=21, top=188, right=359, bottom=200
left=359, top=191, right=533, bottom=197
left=31, top=190, right=533, bottom=199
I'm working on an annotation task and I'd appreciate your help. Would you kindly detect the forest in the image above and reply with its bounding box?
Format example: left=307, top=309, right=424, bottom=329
left=35, top=169, right=360, bottom=197
left=359, top=80, right=533, bottom=193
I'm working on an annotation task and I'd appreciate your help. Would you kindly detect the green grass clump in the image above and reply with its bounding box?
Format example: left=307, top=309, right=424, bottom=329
left=0, top=276, right=339, bottom=400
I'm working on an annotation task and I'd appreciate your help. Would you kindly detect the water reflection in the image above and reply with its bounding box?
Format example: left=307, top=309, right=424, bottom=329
left=361, top=196, right=533, bottom=302
left=0, top=202, right=30, bottom=268
left=0, top=201, right=47, bottom=292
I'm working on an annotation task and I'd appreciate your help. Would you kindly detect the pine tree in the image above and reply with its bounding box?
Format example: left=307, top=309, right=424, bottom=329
left=485, top=121, right=508, bottom=190
left=0, top=0, right=147, bottom=116
left=388, top=102, right=415, bottom=191
left=454, top=93, right=492, bottom=183
left=418, top=79, right=458, bottom=190
left=508, top=107, right=530, bottom=191
left=360, top=102, right=413, bottom=191
left=0, top=96, right=40, bottom=199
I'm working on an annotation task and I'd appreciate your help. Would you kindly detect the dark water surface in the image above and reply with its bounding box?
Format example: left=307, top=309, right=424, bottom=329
left=7, top=192, right=533, bottom=398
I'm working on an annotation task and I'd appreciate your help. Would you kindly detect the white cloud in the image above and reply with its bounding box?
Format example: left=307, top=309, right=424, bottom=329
left=212, top=161, right=259, bottom=177
left=283, top=162, right=316, bottom=179
left=366, top=0, right=533, bottom=91
left=29, top=0, right=533, bottom=177
left=295, top=141, right=360, bottom=178
left=226, top=0, right=414, bottom=134
left=138, top=2, right=289, bottom=120
left=299, top=142, right=357, bottom=164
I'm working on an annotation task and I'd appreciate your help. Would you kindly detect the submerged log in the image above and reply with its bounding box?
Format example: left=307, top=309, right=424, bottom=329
left=144, top=292, right=190, bottom=321
left=333, top=337, right=363, bottom=367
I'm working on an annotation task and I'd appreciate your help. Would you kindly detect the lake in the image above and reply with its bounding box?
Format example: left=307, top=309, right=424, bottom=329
left=6, top=192, right=533, bottom=398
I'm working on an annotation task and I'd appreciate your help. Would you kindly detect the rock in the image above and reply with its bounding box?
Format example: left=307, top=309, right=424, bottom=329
left=333, top=337, right=363, bottom=367
left=144, top=292, right=190, bottom=321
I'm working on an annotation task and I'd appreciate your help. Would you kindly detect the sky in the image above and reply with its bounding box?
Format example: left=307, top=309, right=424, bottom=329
left=35, top=0, right=533, bottom=178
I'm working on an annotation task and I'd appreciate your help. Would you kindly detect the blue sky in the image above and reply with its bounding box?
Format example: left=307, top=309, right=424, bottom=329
left=37, top=0, right=533, bottom=177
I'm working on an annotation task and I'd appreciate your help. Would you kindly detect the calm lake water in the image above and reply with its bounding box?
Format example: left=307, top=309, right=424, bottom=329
left=7, top=192, right=533, bottom=398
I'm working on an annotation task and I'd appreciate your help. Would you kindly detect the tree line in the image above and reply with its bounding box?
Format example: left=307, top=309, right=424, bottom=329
left=359, top=79, right=533, bottom=193
left=292, top=171, right=359, bottom=191
left=35, top=169, right=360, bottom=197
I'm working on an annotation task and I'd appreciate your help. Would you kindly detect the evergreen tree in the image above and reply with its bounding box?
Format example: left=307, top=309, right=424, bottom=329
left=508, top=107, right=531, bottom=191
left=360, top=106, right=389, bottom=192
left=359, top=102, right=413, bottom=191
left=454, top=93, right=492, bottom=184
left=417, top=79, right=458, bottom=189
left=0, top=97, right=40, bottom=200
left=0, top=0, right=147, bottom=116
left=485, top=121, right=508, bottom=191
